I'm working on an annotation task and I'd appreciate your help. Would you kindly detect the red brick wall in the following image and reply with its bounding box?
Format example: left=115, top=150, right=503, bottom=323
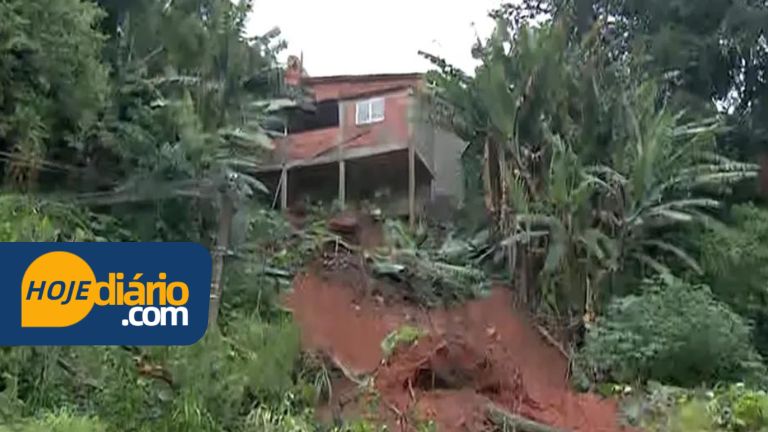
left=339, top=88, right=412, bottom=146
left=274, top=87, right=412, bottom=162
left=308, top=76, right=422, bottom=148
left=275, top=75, right=423, bottom=162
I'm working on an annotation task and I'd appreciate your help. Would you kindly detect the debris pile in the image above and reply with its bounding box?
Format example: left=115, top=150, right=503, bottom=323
left=285, top=270, right=633, bottom=432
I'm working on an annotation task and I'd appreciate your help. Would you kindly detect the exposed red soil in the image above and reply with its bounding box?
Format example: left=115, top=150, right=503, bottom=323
left=285, top=270, right=631, bottom=432
left=415, top=390, right=490, bottom=431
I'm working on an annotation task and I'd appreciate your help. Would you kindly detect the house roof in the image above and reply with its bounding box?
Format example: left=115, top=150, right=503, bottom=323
left=335, top=85, right=413, bottom=101
left=307, top=73, right=424, bottom=102
left=304, top=72, right=423, bottom=84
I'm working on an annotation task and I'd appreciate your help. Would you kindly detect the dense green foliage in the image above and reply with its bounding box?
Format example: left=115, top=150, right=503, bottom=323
left=579, top=277, right=765, bottom=387
left=0, top=198, right=320, bottom=431
left=0, top=0, right=331, bottom=430
left=0, top=321, right=306, bottom=431
left=423, top=1, right=757, bottom=325
left=693, top=204, right=768, bottom=357
left=622, top=382, right=768, bottom=431
left=0, top=0, right=109, bottom=190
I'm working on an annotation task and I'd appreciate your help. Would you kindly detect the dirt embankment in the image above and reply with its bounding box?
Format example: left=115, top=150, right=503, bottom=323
left=285, top=269, right=630, bottom=432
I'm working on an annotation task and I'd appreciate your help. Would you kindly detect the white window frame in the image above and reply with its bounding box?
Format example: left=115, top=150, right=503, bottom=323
left=355, top=97, right=385, bottom=125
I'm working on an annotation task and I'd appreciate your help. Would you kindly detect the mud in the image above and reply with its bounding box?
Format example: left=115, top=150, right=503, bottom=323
left=285, top=270, right=631, bottom=432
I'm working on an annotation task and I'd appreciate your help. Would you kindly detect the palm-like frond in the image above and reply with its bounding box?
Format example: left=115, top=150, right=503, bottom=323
left=579, top=229, right=618, bottom=267
left=638, top=240, right=703, bottom=274
left=632, top=252, right=673, bottom=276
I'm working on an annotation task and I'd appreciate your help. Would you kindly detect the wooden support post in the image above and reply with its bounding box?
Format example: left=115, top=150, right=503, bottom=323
left=408, top=140, right=416, bottom=229
left=338, top=156, right=346, bottom=209
left=280, top=165, right=288, bottom=211
left=337, top=101, right=346, bottom=210
left=407, top=92, right=417, bottom=228
left=208, top=194, right=234, bottom=329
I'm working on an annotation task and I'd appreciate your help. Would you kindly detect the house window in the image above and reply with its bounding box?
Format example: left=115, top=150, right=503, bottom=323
left=356, top=98, right=385, bottom=125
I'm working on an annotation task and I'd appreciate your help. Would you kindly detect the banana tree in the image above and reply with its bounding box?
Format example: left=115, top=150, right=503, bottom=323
left=423, top=12, right=757, bottom=325
left=592, top=82, right=758, bottom=279
left=502, top=126, right=617, bottom=321
left=506, top=83, right=756, bottom=323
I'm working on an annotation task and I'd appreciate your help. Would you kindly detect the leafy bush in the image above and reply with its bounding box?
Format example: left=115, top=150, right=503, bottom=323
left=579, top=277, right=765, bottom=387
left=0, top=195, right=129, bottom=242
left=660, top=399, right=715, bottom=432
left=0, top=409, right=106, bottom=432
left=0, top=316, right=307, bottom=432
left=223, top=207, right=308, bottom=319
left=694, top=203, right=768, bottom=356
left=710, top=383, right=768, bottom=431
left=241, top=397, right=315, bottom=432
left=625, top=383, right=768, bottom=432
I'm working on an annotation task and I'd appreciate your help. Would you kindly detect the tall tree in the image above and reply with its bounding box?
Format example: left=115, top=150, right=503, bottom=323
left=0, top=0, right=109, bottom=190
left=548, top=0, right=768, bottom=162
left=2, top=0, right=295, bottom=327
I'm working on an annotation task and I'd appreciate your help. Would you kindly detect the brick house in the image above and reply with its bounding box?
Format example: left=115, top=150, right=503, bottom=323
left=256, top=56, right=467, bottom=222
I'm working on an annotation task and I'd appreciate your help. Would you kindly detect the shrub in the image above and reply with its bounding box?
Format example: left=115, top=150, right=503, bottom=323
left=0, top=409, right=106, bottom=432
left=0, top=316, right=305, bottom=432
left=627, top=383, right=768, bottom=432
left=223, top=207, right=312, bottom=320
left=694, top=203, right=768, bottom=357
left=0, top=195, right=128, bottom=242
left=579, top=277, right=765, bottom=387
left=709, top=383, right=768, bottom=431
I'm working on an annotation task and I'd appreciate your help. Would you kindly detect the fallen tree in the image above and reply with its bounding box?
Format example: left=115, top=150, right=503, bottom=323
left=486, top=403, right=568, bottom=432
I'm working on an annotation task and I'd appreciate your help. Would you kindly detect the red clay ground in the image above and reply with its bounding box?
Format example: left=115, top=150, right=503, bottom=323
left=285, top=269, right=631, bottom=432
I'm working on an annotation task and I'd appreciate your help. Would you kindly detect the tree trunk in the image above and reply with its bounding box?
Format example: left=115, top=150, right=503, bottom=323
left=208, top=194, right=234, bottom=329
left=484, top=137, right=504, bottom=231
left=486, top=403, right=567, bottom=432
left=574, top=0, right=595, bottom=37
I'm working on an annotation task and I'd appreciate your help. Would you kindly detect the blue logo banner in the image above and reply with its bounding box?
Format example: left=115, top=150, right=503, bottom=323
left=1, top=242, right=211, bottom=345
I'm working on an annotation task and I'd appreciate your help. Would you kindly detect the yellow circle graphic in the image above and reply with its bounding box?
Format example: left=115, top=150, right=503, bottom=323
left=21, top=251, right=96, bottom=327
